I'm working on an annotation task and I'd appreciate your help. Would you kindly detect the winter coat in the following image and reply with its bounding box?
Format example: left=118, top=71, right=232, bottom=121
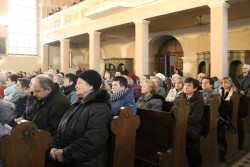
left=7, top=89, right=30, bottom=118
left=26, top=84, right=71, bottom=136
left=235, top=71, right=250, bottom=94
left=110, top=88, right=137, bottom=115
left=173, top=91, right=204, bottom=140
left=48, top=89, right=111, bottom=167
left=136, top=94, right=164, bottom=111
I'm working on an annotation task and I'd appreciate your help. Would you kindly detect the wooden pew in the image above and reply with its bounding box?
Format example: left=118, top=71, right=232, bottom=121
left=238, top=95, right=250, bottom=150
left=200, top=95, right=220, bottom=167
left=0, top=121, right=52, bottom=167
left=162, top=101, right=174, bottom=112
left=110, top=107, right=140, bottom=167
left=135, top=99, right=189, bottom=167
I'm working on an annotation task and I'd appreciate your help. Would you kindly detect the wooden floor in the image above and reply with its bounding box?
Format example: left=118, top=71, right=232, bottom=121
left=224, top=116, right=250, bottom=167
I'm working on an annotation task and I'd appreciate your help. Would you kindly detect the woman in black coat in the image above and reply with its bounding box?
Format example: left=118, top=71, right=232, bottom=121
left=48, top=70, right=111, bottom=167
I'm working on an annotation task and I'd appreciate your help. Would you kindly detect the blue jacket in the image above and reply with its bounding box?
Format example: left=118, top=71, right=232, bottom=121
left=111, top=90, right=137, bottom=115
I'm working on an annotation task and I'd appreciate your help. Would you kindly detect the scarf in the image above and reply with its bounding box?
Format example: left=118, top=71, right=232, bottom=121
left=110, top=88, right=129, bottom=102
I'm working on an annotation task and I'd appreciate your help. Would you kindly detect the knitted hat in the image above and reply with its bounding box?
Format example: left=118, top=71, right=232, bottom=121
left=78, top=70, right=102, bottom=90
left=127, top=73, right=137, bottom=83
left=156, top=73, right=166, bottom=81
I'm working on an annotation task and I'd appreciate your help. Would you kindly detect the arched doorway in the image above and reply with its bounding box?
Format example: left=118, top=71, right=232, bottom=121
left=229, top=60, right=242, bottom=83
left=154, top=37, right=183, bottom=77
left=198, top=61, right=206, bottom=74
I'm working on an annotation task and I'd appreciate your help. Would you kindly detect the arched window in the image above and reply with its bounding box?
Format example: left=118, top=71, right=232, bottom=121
left=8, top=0, right=37, bottom=55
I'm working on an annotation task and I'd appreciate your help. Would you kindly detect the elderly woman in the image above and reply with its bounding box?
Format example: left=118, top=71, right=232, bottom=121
left=110, top=76, right=137, bottom=115
left=136, top=79, right=164, bottom=111
left=48, top=70, right=111, bottom=167
left=150, top=76, right=166, bottom=98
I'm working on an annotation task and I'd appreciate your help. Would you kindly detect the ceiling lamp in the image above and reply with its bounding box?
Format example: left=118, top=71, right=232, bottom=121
left=194, top=14, right=210, bottom=26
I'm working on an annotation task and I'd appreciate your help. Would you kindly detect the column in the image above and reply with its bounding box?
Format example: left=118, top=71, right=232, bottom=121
left=208, top=1, right=230, bottom=78
left=42, top=44, right=49, bottom=72
left=88, top=31, right=101, bottom=72
left=38, top=0, right=43, bottom=71
left=60, top=39, right=70, bottom=74
left=134, top=20, right=150, bottom=76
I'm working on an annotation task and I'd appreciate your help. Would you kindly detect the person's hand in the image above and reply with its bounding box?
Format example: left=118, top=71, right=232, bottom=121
left=240, top=90, right=245, bottom=95
left=50, top=148, right=58, bottom=160
left=54, top=149, right=65, bottom=162
left=14, top=117, right=23, bottom=123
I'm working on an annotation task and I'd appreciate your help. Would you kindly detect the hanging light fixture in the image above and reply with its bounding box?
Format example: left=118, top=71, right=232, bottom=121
left=194, top=14, right=210, bottom=27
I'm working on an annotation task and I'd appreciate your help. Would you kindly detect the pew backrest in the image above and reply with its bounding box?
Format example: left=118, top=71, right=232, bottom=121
left=110, top=107, right=140, bottom=167
left=0, top=121, right=52, bottom=167
left=135, top=99, right=190, bottom=167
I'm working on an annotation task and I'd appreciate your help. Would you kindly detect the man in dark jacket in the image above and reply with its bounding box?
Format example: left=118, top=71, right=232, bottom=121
left=235, top=64, right=250, bottom=95
left=25, top=74, right=71, bottom=136
left=234, top=64, right=250, bottom=150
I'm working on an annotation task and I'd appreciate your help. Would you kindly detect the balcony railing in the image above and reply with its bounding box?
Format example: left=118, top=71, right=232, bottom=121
left=42, top=0, right=156, bottom=34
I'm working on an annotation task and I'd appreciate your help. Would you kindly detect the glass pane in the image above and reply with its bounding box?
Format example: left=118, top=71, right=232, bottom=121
left=8, top=0, right=37, bottom=55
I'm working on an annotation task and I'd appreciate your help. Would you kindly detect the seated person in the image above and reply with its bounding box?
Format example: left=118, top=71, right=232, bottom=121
left=166, top=76, right=184, bottom=102
left=110, top=76, right=136, bottom=116
left=219, top=77, right=237, bottom=101
left=136, top=79, right=164, bottom=111
left=7, top=78, right=30, bottom=119
left=0, top=99, right=16, bottom=137
left=171, top=77, right=204, bottom=167
left=0, top=100, right=16, bottom=167
left=218, top=77, right=237, bottom=161
left=103, top=70, right=113, bottom=91
left=62, top=73, right=78, bottom=103
left=4, top=74, right=19, bottom=101
left=47, top=70, right=111, bottom=166
left=127, top=73, right=141, bottom=100
left=150, top=76, right=166, bottom=98
left=200, top=76, right=221, bottom=105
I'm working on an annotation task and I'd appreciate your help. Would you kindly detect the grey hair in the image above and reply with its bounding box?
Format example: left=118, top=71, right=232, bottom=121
left=243, top=64, right=250, bottom=71
left=34, top=74, right=55, bottom=90
left=0, top=100, right=16, bottom=124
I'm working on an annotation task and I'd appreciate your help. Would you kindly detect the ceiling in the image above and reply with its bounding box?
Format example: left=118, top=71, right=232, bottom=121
left=68, top=0, right=250, bottom=44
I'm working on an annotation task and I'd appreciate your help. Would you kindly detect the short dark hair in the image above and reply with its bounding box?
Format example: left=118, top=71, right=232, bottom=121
left=184, top=77, right=199, bottom=89
left=113, top=76, right=128, bottom=88
left=202, top=76, right=214, bottom=86
left=7, top=74, right=19, bottom=83
left=65, top=73, right=76, bottom=83
left=17, top=78, right=30, bottom=89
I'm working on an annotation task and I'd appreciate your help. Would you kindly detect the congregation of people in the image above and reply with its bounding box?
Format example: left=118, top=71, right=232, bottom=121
left=0, top=63, right=250, bottom=167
